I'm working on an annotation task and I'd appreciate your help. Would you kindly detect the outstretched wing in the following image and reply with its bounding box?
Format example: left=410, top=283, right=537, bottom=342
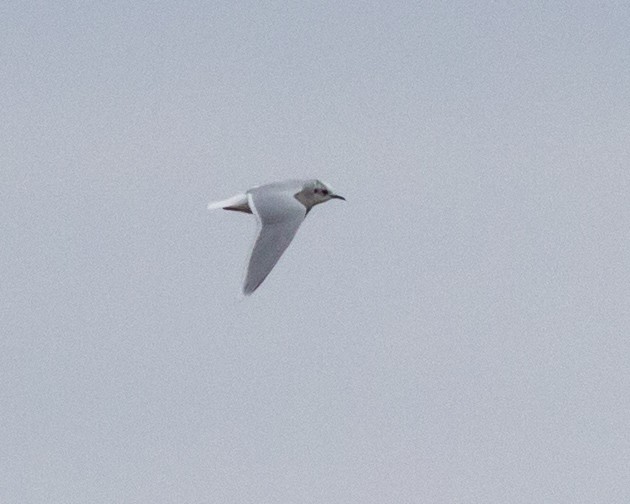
left=243, top=187, right=306, bottom=295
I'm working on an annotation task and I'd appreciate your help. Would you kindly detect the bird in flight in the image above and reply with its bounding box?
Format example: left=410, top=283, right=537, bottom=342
left=208, top=179, right=345, bottom=295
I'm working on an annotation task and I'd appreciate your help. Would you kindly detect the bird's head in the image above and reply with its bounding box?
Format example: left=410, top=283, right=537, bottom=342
left=296, top=179, right=346, bottom=211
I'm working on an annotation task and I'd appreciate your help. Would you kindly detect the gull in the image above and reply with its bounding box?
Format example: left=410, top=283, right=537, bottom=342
left=208, top=179, right=345, bottom=295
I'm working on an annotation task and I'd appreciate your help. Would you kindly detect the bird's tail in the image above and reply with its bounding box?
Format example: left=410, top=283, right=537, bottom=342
left=207, top=192, right=250, bottom=213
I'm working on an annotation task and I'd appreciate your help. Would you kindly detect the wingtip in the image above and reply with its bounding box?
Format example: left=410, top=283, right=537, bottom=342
left=242, top=276, right=265, bottom=296
left=242, top=284, right=256, bottom=296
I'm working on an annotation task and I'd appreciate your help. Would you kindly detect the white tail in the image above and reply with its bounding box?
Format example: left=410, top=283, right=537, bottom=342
left=207, top=192, right=249, bottom=211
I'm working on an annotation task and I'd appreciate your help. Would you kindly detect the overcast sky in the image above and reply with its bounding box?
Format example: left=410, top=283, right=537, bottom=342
left=2, top=1, right=630, bottom=502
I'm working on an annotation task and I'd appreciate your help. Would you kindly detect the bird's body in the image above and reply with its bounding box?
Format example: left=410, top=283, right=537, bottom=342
left=208, top=179, right=345, bottom=295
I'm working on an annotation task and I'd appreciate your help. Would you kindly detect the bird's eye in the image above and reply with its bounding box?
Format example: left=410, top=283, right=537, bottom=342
left=314, top=188, right=320, bottom=194
left=322, top=189, right=329, bottom=195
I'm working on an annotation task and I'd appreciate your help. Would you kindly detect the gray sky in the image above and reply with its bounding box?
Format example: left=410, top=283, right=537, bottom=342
left=2, top=1, right=630, bottom=502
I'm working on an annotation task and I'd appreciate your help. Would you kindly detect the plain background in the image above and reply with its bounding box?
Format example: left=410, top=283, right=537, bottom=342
left=2, top=1, right=630, bottom=502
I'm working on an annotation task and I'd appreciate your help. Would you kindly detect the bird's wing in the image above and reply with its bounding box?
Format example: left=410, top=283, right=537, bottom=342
left=243, top=187, right=306, bottom=295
